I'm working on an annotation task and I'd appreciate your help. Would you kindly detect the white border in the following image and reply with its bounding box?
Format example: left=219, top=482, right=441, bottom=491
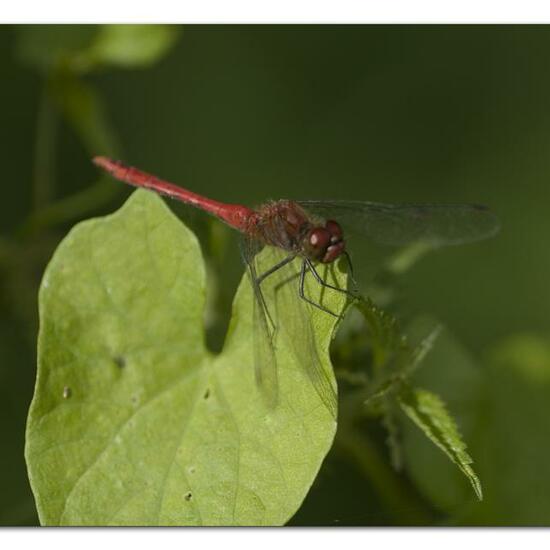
left=2, top=2, right=549, bottom=544
left=3, top=0, right=550, bottom=23
left=0, top=528, right=547, bottom=550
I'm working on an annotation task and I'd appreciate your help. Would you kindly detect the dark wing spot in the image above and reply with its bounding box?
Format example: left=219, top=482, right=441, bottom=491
left=113, top=355, right=126, bottom=369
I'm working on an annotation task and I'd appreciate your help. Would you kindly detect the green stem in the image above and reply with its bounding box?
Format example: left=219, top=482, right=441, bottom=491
left=18, top=176, right=122, bottom=238
left=32, top=82, right=57, bottom=211
left=21, top=72, right=123, bottom=238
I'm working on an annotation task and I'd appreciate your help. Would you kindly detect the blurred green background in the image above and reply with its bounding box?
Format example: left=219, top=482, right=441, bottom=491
left=1, top=25, right=550, bottom=525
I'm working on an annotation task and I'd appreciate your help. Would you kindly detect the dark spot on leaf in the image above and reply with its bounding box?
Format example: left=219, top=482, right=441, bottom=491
left=184, top=492, right=193, bottom=501
left=188, top=466, right=195, bottom=474
left=113, top=355, right=126, bottom=369
left=203, top=388, right=210, bottom=399
left=63, top=386, right=72, bottom=399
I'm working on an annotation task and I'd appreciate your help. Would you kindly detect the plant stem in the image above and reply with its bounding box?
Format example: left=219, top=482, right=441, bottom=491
left=18, top=177, right=121, bottom=238
left=32, top=83, right=57, bottom=211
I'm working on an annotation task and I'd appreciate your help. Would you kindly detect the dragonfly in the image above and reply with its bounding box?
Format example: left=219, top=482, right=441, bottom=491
left=93, top=156, right=500, bottom=417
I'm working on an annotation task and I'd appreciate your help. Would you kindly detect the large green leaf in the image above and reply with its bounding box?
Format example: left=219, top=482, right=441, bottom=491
left=25, top=190, right=347, bottom=526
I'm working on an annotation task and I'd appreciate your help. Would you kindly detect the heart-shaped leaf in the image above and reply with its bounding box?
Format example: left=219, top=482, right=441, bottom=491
left=25, top=190, right=347, bottom=525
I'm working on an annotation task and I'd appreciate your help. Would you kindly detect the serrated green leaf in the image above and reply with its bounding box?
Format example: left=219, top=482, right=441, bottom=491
left=364, top=320, right=442, bottom=406
left=398, top=322, right=483, bottom=513
left=403, top=332, right=550, bottom=524
left=25, top=190, right=346, bottom=526
left=404, top=324, right=442, bottom=377
left=398, top=385, right=482, bottom=501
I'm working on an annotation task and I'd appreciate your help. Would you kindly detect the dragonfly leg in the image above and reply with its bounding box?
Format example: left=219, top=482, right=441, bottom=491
left=299, top=260, right=341, bottom=318
left=256, top=254, right=296, bottom=286
left=342, top=251, right=359, bottom=292
left=254, top=254, right=297, bottom=333
left=250, top=271, right=275, bottom=335
left=305, top=258, right=357, bottom=299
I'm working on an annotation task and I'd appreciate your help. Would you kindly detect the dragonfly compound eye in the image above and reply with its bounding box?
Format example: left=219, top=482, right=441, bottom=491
left=306, top=226, right=345, bottom=263
left=325, top=220, right=343, bottom=241
left=308, top=227, right=331, bottom=255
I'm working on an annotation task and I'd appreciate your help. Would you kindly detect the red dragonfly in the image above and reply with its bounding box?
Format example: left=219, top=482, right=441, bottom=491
left=93, top=156, right=499, bottom=416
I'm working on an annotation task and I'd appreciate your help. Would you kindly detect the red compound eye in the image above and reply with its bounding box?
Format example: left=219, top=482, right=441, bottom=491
left=325, top=220, right=343, bottom=239
left=308, top=227, right=331, bottom=252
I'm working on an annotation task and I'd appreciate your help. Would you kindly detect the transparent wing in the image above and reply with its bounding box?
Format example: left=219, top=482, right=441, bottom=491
left=241, top=238, right=338, bottom=418
left=240, top=236, right=278, bottom=409
left=297, top=200, right=500, bottom=247
left=286, top=262, right=338, bottom=418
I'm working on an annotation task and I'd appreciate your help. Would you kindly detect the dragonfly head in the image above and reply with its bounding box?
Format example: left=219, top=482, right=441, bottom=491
left=305, top=220, right=345, bottom=264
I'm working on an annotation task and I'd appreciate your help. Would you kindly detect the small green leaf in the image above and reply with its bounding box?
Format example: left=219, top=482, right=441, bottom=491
left=404, top=324, right=442, bottom=377
left=16, top=25, right=179, bottom=74
left=25, top=190, right=346, bottom=526
left=85, top=25, right=180, bottom=69
left=364, top=321, right=442, bottom=406
left=16, top=25, right=97, bottom=72
left=398, top=385, right=482, bottom=501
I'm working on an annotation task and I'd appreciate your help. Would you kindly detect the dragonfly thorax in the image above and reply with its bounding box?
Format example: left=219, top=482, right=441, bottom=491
left=251, top=200, right=345, bottom=263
